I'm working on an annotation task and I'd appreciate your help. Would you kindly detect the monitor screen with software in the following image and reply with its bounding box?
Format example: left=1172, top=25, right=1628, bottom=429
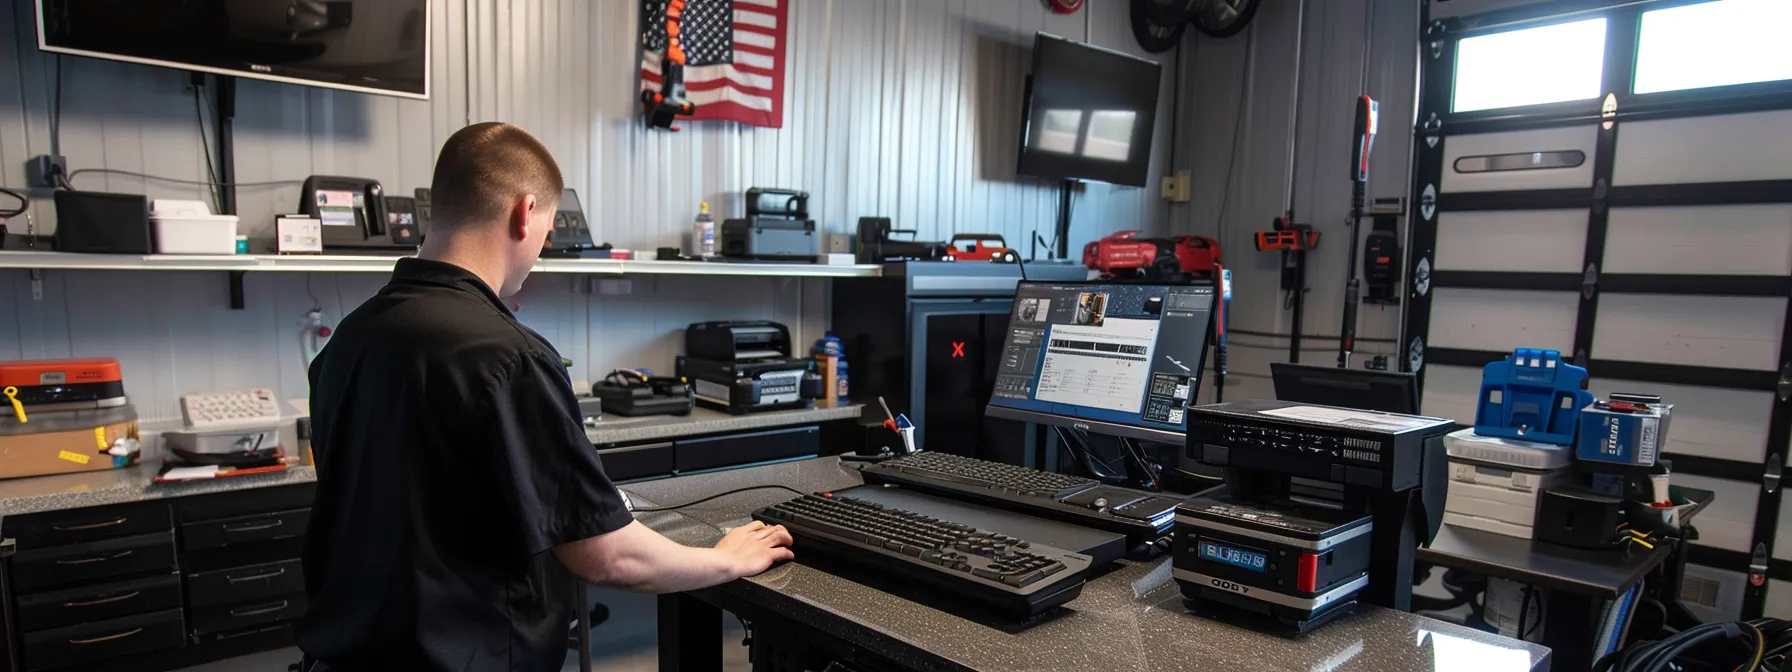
left=985, top=281, right=1216, bottom=443
left=1270, top=362, right=1419, bottom=415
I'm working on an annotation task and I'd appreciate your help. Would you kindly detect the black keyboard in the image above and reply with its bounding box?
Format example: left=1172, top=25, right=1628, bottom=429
left=754, top=493, right=1090, bottom=617
left=860, top=452, right=1183, bottom=548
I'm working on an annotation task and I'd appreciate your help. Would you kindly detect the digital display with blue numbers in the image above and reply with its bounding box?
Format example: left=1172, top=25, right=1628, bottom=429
left=1199, top=540, right=1268, bottom=573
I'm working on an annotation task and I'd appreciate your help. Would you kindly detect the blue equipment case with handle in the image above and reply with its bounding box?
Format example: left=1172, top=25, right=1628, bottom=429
left=1474, top=349, right=1594, bottom=446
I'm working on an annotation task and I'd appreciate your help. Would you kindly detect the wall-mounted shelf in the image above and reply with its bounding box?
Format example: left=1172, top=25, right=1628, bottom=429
left=0, top=251, right=882, bottom=278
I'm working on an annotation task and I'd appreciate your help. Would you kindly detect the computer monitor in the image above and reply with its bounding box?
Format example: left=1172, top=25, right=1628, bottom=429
left=1270, top=362, right=1420, bottom=415
left=985, top=281, right=1216, bottom=443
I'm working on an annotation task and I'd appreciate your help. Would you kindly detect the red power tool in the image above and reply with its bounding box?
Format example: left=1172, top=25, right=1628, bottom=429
left=1083, top=231, right=1221, bottom=280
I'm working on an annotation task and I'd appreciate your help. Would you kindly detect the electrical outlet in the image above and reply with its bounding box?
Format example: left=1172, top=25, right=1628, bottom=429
left=1160, top=170, right=1191, bottom=203
left=27, top=155, right=67, bottom=191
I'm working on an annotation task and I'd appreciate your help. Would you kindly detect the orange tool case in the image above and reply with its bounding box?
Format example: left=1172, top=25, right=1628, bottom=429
left=0, top=358, right=128, bottom=408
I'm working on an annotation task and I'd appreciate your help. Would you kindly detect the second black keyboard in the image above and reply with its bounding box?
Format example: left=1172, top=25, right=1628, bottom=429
left=860, top=452, right=1184, bottom=548
left=754, top=493, right=1091, bottom=617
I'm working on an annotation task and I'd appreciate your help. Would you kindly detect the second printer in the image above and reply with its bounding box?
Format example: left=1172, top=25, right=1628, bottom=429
left=678, top=321, right=821, bottom=414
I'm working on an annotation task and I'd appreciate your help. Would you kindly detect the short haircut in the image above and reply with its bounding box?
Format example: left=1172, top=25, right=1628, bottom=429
left=427, top=122, right=564, bottom=232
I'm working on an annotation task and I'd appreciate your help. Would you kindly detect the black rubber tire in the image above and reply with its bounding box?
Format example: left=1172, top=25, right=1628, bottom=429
left=1190, top=0, right=1260, bottom=38
left=1129, top=0, right=1187, bottom=53
left=1138, top=0, right=1201, bottom=26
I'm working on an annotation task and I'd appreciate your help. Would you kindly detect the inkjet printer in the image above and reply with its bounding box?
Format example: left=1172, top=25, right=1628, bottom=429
left=677, top=321, right=817, bottom=414
left=1173, top=399, right=1453, bottom=632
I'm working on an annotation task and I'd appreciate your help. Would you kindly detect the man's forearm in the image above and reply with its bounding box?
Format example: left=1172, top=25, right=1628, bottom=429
left=555, top=521, right=742, bottom=594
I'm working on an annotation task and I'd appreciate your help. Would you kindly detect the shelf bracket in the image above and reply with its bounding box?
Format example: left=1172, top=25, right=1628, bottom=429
left=29, top=269, right=43, bottom=301
left=228, top=271, right=246, bottom=309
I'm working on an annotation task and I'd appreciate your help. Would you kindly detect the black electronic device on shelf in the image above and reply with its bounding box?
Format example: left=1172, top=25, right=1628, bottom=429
left=591, top=370, right=693, bottom=417
left=413, top=188, right=433, bottom=239
left=300, top=176, right=417, bottom=253
left=1270, top=362, right=1419, bottom=415
left=677, top=321, right=816, bottom=414
left=1173, top=399, right=1453, bottom=632
left=753, top=492, right=1092, bottom=618
left=380, top=195, right=423, bottom=246
left=541, top=188, right=600, bottom=257
left=855, top=217, right=950, bottom=263
left=721, top=187, right=818, bottom=261
left=859, top=452, right=1181, bottom=551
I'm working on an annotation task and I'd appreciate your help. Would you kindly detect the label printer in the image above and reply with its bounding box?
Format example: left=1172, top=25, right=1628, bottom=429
left=677, top=321, right=819, bottom=414
left=1173, top=400, right=1454, bottom=632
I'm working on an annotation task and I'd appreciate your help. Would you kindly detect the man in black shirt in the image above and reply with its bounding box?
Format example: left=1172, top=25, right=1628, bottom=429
left=300, top=122, right=794, bottom=671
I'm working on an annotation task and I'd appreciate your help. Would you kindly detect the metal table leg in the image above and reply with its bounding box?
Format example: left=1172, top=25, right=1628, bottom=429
left=658, top=592, right=722, bottom=672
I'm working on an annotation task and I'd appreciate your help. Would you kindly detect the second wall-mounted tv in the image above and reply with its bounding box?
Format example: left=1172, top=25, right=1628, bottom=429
left=1017, top=33, right=1162, bottom=188
left=37, top=0, right=429, bottom=100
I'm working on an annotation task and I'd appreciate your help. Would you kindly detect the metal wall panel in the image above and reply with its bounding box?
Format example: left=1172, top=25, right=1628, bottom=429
left=1428, top=288, right=1580, bottom=352
left=1604, top=205, right=1792, bottom=276
left=1592, top=294, right=1787, bottom=370
left=1436, top=210, right=1587, bottom=272
left=1, top=0, right=1151, bottom=426
left=1417, top=363, right=1483, bottom=423
left=1614, top=109, right=1792, bottom=186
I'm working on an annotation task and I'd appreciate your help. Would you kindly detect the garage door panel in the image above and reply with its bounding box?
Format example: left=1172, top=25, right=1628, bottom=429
left=1673, top=473, right=1759, bottom=554
left=1419, top=364, right=1482, bottom=424
left=1770, top=580, right=1792, bottom=620
left=1614, top=109, right=1792, bottom=186
left=1777, top=496, right=1792, bottom=561
left=1605, top=205, right=1792, bottom=275
left=1588, top=379, right=1770, bottom=465
left=1441, top=126, right=1599, bottom=193
left=1429, top=288, right=1578, bottom=352
left=1436, top=210, right=1587, bottom=272
left=1593, top=294, right=1785, bottom=370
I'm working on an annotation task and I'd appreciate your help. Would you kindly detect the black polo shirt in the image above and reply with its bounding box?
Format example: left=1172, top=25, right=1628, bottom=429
left=300, top=258, right=632, bottom=671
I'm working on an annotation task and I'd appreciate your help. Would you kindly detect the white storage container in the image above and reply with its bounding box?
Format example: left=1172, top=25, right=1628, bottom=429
left=151, top=199, right=239, bottom=254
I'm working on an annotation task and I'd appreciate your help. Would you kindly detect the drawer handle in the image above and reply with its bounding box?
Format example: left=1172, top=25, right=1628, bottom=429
left=69, top=627, right=142, bottom=645
left=227, top=568, right=287, bottom=583
left=216, top=625, right=285, bottom=640
left=229, top=600, right=290, bottom=617
left=63, top=591, right=141, bottom=608
left=221, top=519, right=285, bottom=533
left=56, top=550, right=134, bottom=565
left=52, top=517, right=128, bottom=532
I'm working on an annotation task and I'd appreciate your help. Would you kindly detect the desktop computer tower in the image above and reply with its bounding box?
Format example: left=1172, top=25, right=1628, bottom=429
left=831, top=262, right=1087, bottom=464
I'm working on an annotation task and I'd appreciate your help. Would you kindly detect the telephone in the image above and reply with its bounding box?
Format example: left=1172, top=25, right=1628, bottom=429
left=381, top=196, right=423, bottom=246
left=542, top=188, right=599, bottom=257
left=300, top=176, right=418, bottom=253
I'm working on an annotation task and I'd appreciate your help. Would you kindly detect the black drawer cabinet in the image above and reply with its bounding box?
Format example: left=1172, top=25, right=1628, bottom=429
left=14, top=573, right=182, bottom=633
left=21, top=609, right=185, bottom=672
left=1, top=481, right=316, bottom=672
left=674, top=427, right=820, bottom=473
left=5, top=503, right=172, bottom=550
left=10, top=533, right=177, bottom=593
left=181, top=509, right=309, bottom=552
left=185, top=559, right=304, bottom=609
left=597, top=442, right=675, bottom=482
left=191, top=594, right=306, bottom=636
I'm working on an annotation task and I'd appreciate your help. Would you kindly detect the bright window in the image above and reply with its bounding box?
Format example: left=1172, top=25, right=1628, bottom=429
left=1452, top=18, right=1608, bottom=113
left=1634, top=0, right=1792, bottom=94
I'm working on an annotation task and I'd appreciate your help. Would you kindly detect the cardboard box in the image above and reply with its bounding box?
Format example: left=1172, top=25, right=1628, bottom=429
left=0, top=413, right=139, bottom=480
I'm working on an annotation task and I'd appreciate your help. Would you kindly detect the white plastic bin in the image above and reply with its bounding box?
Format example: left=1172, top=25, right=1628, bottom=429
left=151, top=199, right=239, bottom=254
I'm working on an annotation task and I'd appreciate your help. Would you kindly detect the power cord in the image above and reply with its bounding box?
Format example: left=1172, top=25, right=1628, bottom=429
left=628, top=485, right=805, bottom=513
left=1596, top=620, right=1768, bottom=672
left=0, top=187, right=26, bottom=219
left=65, top=168, right=301, bottom=189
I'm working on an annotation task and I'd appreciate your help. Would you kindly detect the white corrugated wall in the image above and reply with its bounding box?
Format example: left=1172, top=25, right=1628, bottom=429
left=0, top=0, right=1174, bottom=424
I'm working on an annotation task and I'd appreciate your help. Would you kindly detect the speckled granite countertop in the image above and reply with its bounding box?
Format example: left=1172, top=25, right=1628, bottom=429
left=0, top=463, right=317, bottom=518
left=586, top=404, right=861, bottom=444
left=624, top=457, right=1552, bottom=672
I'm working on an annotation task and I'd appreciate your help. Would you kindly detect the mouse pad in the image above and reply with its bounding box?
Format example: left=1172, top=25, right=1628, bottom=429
left=830, top=484, right=1129, bottom=567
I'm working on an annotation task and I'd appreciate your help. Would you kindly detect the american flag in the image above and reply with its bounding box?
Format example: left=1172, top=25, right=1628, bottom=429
left=640, top=0, right=788, bottom=129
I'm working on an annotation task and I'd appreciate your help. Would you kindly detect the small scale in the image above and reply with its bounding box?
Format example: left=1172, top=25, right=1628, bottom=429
left=1174, top=496, right=1373, bottom=633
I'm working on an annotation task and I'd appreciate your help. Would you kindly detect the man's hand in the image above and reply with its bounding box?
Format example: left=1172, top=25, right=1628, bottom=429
left=714, top=520, right=795, bottom=577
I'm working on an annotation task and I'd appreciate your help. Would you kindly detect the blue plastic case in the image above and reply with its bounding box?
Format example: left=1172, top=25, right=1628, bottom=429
left=1473, top=349, right=1594, bottom=447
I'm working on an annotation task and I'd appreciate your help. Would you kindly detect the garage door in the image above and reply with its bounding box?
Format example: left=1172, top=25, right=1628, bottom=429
left=1404, top=0, right=1792, bottom=619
